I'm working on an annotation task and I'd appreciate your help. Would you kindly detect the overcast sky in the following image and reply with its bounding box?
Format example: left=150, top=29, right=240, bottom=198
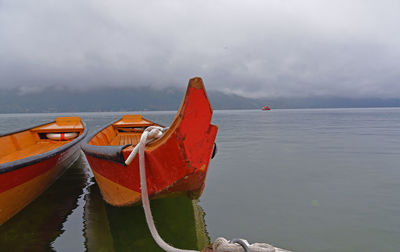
left=1, top=0, right=399, bottom=98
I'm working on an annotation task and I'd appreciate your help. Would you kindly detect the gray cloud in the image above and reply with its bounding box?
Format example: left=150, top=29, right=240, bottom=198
left=1, top=0, right=399, bottom=98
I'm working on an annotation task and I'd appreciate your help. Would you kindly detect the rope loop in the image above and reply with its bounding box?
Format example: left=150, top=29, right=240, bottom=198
left=230, top=239, right=249, bottom=252
left=125, top=126, right=168, bottom=166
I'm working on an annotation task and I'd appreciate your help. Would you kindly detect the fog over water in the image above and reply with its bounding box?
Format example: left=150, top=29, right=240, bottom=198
left=1, top=0, right=400, bottom=98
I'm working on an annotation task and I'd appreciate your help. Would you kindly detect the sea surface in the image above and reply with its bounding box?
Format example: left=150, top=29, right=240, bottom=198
left=1, top=108, right=400, bottom=252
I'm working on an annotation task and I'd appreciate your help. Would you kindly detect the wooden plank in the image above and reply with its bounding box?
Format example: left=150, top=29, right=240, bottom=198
left=0, top=141, right=66, bottom=164
left=110, top=135, right=120, bottom=146
left=113, top=115, right=155, bottom=128
left=0, top=137, right=17, bottom=158
left=32, top=117, right=84, bottom=133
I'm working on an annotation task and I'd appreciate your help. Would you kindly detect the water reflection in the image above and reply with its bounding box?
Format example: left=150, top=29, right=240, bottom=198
left=0, top=151, right=210, bottom=251
left=84, top=181, right=210, bottom=252
left=0, top=155, right=89, bottom=251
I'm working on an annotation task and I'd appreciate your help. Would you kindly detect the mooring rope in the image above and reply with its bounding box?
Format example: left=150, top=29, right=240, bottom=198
left=125, top=126, right=290, bottom=252
left=126, top=126, right=197, bottom=252
left=125, top=126, right=168, bottom=166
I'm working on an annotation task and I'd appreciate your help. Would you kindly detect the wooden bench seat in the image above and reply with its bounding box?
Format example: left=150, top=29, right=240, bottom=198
left=110, top=134, right=140, bottom=146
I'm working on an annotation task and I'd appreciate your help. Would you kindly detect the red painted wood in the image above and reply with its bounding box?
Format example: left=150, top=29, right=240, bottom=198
left=0, top=144, right=78, bottom=193
left=0, top=156, right=58, bottom=193
left=86, top=79, right=218, bottom=201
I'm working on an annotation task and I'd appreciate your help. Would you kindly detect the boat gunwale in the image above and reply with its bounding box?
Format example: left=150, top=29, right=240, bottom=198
left=81, top=116, right=166, bottom=165
left=81, top=118, right=131, bottom=165
left=0, top=120, right=88, bottom=174
left=81, top=77, right=210, bottom=166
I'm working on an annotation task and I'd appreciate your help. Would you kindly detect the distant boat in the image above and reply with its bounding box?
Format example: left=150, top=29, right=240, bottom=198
left=82, top=77, right=218, bottom=206
left=262, top=105, right=271, bottom=111
left=0, top=117, right=87, bottom=225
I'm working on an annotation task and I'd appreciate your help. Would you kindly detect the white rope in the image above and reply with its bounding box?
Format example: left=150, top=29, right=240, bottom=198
left=125, top=126, right=168, bottom=166
left=125, top=126, right=197, bottom=252
left=212, top=237, right=291, bottom=252
left=125, top=126, right=291, bottom=252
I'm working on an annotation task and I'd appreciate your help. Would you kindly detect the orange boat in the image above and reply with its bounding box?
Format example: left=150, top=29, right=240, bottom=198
left=82, top=77, right=218, bottom=206
left=0, top=117, right=87, bottom=225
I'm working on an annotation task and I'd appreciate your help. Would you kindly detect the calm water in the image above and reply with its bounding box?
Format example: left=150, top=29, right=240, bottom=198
left=1, top=108, right=400, bottom=251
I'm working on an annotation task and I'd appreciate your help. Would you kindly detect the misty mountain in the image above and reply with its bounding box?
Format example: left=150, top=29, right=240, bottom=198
left=1, top=86, right=400, bottom=113
left=0, top=86, right=261, bottom=113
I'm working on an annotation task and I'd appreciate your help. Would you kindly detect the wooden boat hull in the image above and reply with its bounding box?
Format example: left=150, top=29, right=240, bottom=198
left=0, top=117, right=87, bottom=225
left=82, top=77, right=218, bottom=206
left=0, top=156, right=89, bottom=250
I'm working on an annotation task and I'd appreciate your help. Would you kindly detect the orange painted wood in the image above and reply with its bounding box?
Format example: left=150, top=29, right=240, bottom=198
left=0, top=117, right=86, bottom=225
left=113, top=115, right=155, bottom=128
left=0, top=117, right=85, bottom=164
left=0, top=142, right=65, bottom=164
left=83, top=78, right=218, bottom=206
left=32, top=117, right=84, bottom=133
left=92, top=169, right=141, bottom=206
left=0, top=148, right=81, bottom=224
left=0, top=137, right=17, bottom=158
left=0, top=159, right=64, bottom=224
left=115, top=134, right=140, bottom=146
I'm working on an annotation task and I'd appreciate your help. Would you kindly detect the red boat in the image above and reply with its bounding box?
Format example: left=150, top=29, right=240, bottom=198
left=0, top=117, right=87, bottom=225
left=262, top=105, right=271, bottom=111
left=82, top=77, right=218, bottom=206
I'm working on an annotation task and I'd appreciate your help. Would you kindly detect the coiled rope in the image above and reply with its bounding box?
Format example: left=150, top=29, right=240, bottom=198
left=125, top=126, right=290, bottom=252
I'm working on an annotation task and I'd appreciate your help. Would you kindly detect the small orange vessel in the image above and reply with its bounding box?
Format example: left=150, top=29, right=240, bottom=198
left=82, top=77, right=218, bottom=206
left=0, top=117, right=87, bottom=225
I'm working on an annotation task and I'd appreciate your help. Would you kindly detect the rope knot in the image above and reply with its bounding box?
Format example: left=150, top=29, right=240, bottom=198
left=212, top=237, right=290, bottom=252
left=125, top=126, right=168, bottom=165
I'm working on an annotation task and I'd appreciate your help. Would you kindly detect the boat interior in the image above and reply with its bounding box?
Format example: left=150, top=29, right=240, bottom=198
left=88, top=115, right=158, bottom=147
left=0, top=117, right=84, bottom=165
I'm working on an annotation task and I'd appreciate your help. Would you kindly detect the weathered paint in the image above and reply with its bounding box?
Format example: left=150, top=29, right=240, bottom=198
left=83, top=77, right=218, bottom=206
left=91, top=169, right=141, bottom=206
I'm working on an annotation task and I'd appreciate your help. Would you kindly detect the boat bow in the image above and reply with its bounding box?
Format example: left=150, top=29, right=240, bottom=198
left=82, top=77, right=218, bottom=206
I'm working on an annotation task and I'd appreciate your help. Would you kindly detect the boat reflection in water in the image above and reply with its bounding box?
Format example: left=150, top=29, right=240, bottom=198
left=84, top=180, right=210, bottom=252
left=0, top=155, right=89, bottom=251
